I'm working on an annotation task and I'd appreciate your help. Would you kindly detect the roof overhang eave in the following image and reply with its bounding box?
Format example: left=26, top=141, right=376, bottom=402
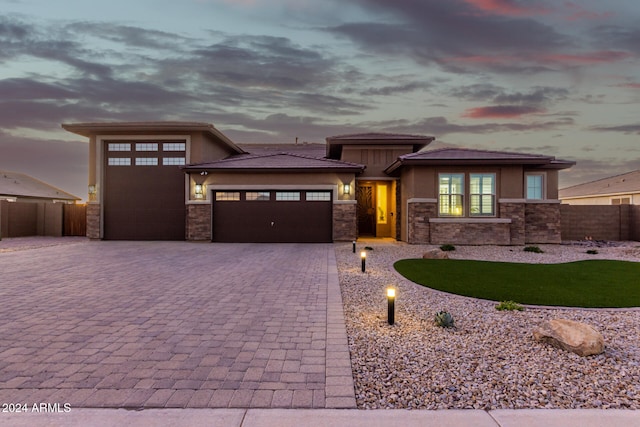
left=61, top=122, right=245, bottom=154
left=182, top=166, right=366, bottom=174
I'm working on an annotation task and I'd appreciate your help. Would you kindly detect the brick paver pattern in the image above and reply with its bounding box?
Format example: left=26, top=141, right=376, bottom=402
left=0, top=239, right=351, bottom=409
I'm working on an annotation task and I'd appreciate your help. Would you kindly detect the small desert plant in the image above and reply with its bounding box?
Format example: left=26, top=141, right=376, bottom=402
left=586, top=249, right=598, bottom=255
left=495, top=300, right=524, bottom=311
left=434, top=311, right=455, bottom=328
left=440, top=244, right=456, bottom=252
left=524, top=246, right=544, bottom=253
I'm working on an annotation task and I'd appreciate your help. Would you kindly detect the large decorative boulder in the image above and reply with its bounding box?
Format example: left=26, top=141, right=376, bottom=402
left=533, top=319, right=604, bottom=356
left=422, top=249, right=449, bottom=260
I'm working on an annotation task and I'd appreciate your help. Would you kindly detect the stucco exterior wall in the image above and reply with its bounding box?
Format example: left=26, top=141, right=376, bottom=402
left=189, top=132, right=237, bottom=164
left=341, top=146, right=413, bottom=178
left=560, top=193, right=640, bottom=205
left=196, top=172, right=355, bottom=203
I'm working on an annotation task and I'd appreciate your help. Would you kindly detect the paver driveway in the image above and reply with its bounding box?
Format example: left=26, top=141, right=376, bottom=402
left=0, top=239, right=355, bottom=409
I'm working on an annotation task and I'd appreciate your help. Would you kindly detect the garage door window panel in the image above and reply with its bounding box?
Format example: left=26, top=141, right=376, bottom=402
left=216, top=192, right=240, bottom=201
left=163, top=157, right=186, bottom=165
left=108, top=143, right=131, bottom=151
left=276, top=192, right=300, bottom=201
left=163, top=143, right=186, bottom=151
left=246, top=191, right=271, bottom=201
left=108, top=158, right=131, bottom=166
left=135, top=158, right=159, bottom=166
left=136, top=143, right=158, bottom=151
left=306, top=191, right=331, bottom=201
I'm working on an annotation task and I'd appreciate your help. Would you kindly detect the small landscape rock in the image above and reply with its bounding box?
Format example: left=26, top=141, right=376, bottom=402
left=422, top=249, right=449, bottom=259
left=533, top=319, right=604, bottom=357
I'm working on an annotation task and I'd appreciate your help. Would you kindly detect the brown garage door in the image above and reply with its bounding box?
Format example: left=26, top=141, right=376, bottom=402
left=103, top=141, right=186, bottom=240
left=213, top=190, right=332, bottom=243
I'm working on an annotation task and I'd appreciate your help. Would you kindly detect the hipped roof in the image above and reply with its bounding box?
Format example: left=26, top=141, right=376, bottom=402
left=559, top=169, right=640, bottom=199
left=183, top=151, right=365, bottom=173
left=385, top=148, right=575, bottom=175
left=0, top=170, right=80, bottom=201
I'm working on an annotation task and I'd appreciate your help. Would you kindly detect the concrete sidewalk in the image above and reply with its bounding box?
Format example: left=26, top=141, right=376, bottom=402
left=1, top=408, right=638, bottom=426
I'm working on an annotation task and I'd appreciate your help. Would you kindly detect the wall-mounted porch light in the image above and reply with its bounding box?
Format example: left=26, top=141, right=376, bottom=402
left=88, top=184, right=97, bottom=202
left=387, top=288, right=396, bottom=325
left=343, top=183, right=351, bottom=195
left=361, top=250, right=367, bottom=273
left=195, top=184, right=204, bottom=199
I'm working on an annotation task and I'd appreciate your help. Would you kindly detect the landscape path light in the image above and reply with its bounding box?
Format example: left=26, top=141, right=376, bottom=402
left=360, top=250, right=367, bottom=273
left=387, top=287, right=395, bottom=325
left=352, top=240, right=356, bottom=253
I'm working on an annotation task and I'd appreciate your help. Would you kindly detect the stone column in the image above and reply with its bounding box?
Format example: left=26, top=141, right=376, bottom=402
left=333, top=202, right=357, bottom=241
left=186, top=203, right=211, bottom=241
left=407, top=199, right=436, bottom=244
left=86, top=203, right=100, bottom=239
left=499, top=200, right=525, bottom=245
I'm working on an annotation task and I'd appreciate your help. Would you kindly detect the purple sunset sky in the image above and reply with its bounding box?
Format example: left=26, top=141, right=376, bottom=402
left=1, top=0, right=639, bottom=200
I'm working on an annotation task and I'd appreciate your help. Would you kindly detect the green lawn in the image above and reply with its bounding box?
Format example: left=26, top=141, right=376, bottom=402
left=394, top=259, right=640, bottom=308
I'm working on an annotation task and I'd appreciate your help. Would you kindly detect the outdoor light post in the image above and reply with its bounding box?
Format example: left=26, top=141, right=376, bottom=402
left=387, top=288, right=395, bottom=325
left=360, top=250, right=366, bottom=273
left=352, top=241, right=356, bottom=253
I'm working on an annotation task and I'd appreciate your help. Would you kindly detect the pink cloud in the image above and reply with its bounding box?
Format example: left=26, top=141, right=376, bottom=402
left=563, top=2, right=613, bottom=21
left=462, top=105, right=545, bottom=119
left=615, top=83, right=640, bottom=89
left=462, top=0, right=550, bottom=17
left=539, top=51, right=633, bottom=65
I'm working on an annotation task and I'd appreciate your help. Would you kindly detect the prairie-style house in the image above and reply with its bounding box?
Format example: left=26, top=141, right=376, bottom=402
left=62, top=122, right=574, bottom=245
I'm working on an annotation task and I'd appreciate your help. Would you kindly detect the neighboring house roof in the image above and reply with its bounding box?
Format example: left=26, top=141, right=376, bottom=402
left=62, top=121, right=246, bottom=155
left=385, top=147, right=575, bottom=175
left=183, top=152, right=366, bottom=173
left=0, top=170, right=80, bottom=201
left=325, top=133, right=435, bottom=159
left=559, top=169, right=640, bottom=199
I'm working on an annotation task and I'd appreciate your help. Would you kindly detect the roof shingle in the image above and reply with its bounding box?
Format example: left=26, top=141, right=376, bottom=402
left=183, top=152, right=365, bottom=172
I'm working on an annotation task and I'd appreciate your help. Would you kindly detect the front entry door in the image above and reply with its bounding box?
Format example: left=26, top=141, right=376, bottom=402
left=356, top=184, right=375, bottom=236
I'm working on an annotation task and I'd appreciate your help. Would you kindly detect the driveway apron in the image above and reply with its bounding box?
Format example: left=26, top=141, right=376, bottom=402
left=0, top=240, right=355, bottom=409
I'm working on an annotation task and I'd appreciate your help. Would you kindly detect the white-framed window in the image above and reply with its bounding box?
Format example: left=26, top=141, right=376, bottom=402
left=163, top=142, right=186, bottom=151
left=135, top=157, right=158, bottom=166
left=611, top=197, right=631, bottom=205
left=108, top=143, right=131, bottom=151
left=470, top=173, right=495, bottom=216
left=216, top=192, right=240, bottom=201
left=246, top=191, right=271, bottom=201
left=306, top=191, right=331, bottom=201
left=276, top=191, right=300, bottom=201
left=526, top=174, right=544, bottom=200
left=135, top=143, right=158, bottom=151
left=163, top=157, right=186, bottom=165
left=439, top=173, right=464, bottom=216
left=108, top=158, right=131, bottom=166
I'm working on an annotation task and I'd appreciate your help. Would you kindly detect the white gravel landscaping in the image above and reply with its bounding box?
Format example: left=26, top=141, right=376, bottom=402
left=336, top=241, right=640, bottom=410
